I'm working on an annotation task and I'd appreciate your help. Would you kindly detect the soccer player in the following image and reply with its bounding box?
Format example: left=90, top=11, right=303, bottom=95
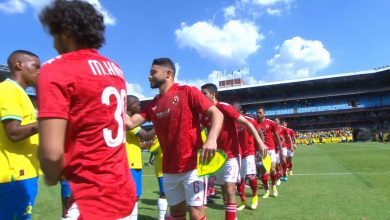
left=148, top=139, right=169, bottom=220
left=282, top=121, right=297, bottom=176
left=0, top=50, right=40, bottom=220
left=201, top=84, right=267, bottom=219
left=276, top=119, right=292, bottom=181
left=37, top=1, right=136, bottom=219
left=126, top=58, right=224, bottom=220
left=256, top=108, right=282, bottom=198
left=126, top=95, right=156, bottom=218
left=233, top=103, right=261, bottom=210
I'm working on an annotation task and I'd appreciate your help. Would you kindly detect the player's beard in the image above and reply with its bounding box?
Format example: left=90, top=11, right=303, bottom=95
left=150, top=78, right=165, bottom=89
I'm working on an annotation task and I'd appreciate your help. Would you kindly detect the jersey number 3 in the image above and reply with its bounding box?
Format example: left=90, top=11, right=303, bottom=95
left=101, top=86, right=126, bottom=147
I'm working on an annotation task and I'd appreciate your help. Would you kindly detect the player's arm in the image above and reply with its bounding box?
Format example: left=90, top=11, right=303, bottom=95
left=257, top=127, right=265, bottom=142
left=202, top=105, right=223, bottom=164
left=2, top=120, right=38, bottom=142
left=136, top=127, right=155, bottom=140
left=273, top=130, right=282, bottom=152
left=38, top=118, right=66, bottom=186
left=286, top=134, right=293, bottom=149
left=126, top=113, right=146, bottom=130
left=279, top=133, right=285, bottom=147
left=236, top=115, right=267, bottom=157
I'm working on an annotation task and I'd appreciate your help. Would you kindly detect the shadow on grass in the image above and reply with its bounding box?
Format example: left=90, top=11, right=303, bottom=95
left=138, top=214, right=156, bottom=220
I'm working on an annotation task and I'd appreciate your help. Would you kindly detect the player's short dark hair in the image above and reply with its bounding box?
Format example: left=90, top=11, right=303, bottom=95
left=201, top=83, right=218, bottom=97
left=152, top=58, right=176, bottom=76
left=7, top=50, right=39, bottom=69
left=39, top=0, right=105, bottom=49
left=127, top=95, right=139, bottom=101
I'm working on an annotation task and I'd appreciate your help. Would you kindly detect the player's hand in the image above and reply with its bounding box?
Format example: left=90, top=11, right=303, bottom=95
left=257, top=143, right=268, bottom=159
left=201, top=140, right=217, bottom=164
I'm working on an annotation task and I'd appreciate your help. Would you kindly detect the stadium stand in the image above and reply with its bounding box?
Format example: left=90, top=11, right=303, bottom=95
left=139, top=67, right=390, bottom=140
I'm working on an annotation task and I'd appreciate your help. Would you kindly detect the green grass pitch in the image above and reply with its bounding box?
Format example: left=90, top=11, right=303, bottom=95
left=32, top=142, right=390, bottom=219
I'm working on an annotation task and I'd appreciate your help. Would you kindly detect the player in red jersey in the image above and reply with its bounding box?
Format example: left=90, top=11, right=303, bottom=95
left=233, top=103, right=262, bottom=210
left=275, top=118, right=291, bottom=182
left=37, top=1, right=136, bottom=219
left=201, top=84, right=267, bottom=220
left=282, top=121, right=297, bottom=176
left=126, top=58, right=224, bottom=220
left=256, top=108, right=282, bottom=198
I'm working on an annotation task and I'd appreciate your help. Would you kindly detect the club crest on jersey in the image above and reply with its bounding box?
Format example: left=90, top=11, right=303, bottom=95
left=172, top=95, right=180, bottom=105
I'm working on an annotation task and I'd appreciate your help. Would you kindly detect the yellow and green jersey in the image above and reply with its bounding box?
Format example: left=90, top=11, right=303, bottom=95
left=0, top=79, right=40, bottom=183
left=125, top=126, right=142, bottom=169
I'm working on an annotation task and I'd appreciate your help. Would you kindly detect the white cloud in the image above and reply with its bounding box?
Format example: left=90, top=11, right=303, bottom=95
left=126, top=82, right=146, bottom=99
left=223, top=5, right=236, bottom=20
left=175, top=20, right=264, bottom=67
left=0, top=0, right=116, bottom=25
left=0, top=0, right=27, bottom=14
left=85, top=0, right=116, bottom=25
left=252, top=0, right=292, bottom=6
left=266, top=36, right=331, bottom=81
left=266, top=8, right=282, bottom=16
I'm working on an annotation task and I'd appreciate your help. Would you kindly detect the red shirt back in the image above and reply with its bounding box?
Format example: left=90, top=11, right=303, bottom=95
left=237, top=116, right=259, bottom=157
left=287, top=128, right=296, bottom=149
left=140, top=84, right=213, bottom=174
left=38, top=49, right=136, bottom=219
left=203, top=102, right=241, bottom=159
left=257, top=118, right=278, bottom=150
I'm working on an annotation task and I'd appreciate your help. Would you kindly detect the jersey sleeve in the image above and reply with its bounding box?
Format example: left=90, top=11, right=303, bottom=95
left=219, top=103, right=241, bottom=120
left=37, top=61, right=75, bottom=119
left=139, top=100, right=153, bottom=121
left=129, top=126, right=141, bottom=136
left=0, top=86, right=22, bottom=121
left=187, top=86, right=213, bottom=114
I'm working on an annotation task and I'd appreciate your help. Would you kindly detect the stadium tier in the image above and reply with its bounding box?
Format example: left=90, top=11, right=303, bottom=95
left=140, top=67, right=390, bottom=133
left=0, top=64, right=10, bottom=82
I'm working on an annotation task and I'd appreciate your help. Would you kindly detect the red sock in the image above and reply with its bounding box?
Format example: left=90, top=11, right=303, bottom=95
left=168, top=215, right=186, bottom=220
left=248, top=175, right=258, bottom=196
left=261, top=173, right=269, bottom=190
left=271, top=172, right=277, bottom=186
left=237, top=179, right=246, bottom=201
left=200, top=217, right=207, bottom=220
left=282, top=163, right=288, bottom=176
left=225, top=203, right=237, bottom=220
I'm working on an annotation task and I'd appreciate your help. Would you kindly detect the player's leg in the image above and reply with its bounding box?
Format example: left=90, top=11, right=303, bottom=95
left=164, top=173, right=187, bottom=220
left=237, top=156, right=247, bottom=210
left=60, top=180, right=72, bottom=218
left=184, top=170, right=207, bottom=220
left=268, top=150, right=278, bottom=197
left=219, top=158, right=239, bottom=220
left=281, top=148, right=288, bottom=181
left=154, top=151, right=169, bottom=219
left=129, top=169, right=142, bottom=219
left=0, top=177, right=37, bottom=220
left=245, top=155, right=258, bottom=209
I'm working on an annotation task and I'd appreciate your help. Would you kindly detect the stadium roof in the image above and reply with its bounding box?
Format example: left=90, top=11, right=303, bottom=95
left=140, top=66, right=390, bottom=102
left=218, top=66, right=390, bottom=92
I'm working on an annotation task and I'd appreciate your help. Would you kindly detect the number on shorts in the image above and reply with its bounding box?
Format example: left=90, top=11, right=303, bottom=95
left=193, top=181, right=200, bottom=193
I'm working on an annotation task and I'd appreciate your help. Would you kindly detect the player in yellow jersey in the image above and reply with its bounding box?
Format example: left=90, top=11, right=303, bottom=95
left=126, top=95, right=155, bottom=218
left=0, top=50, right=40, bottom=220
left=149, top=138, right=169, bottom=220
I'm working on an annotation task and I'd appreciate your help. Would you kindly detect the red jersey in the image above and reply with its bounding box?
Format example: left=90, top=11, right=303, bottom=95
left=140, top=83, right=213, bottom=174
left=237, top=116, right=259, bottom=157
left=277, top=126, right=289, bottom=148
left=202, top=102, right=241, bottom=159
left=287, top=128, right=296, bottom=149
left=38, top=49, right=136, bottom=219
left=257, top=118, right=278, bottom=150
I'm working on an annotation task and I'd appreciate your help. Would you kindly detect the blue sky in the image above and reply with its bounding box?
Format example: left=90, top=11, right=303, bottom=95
left=0, top=0, right=389, bottom=98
